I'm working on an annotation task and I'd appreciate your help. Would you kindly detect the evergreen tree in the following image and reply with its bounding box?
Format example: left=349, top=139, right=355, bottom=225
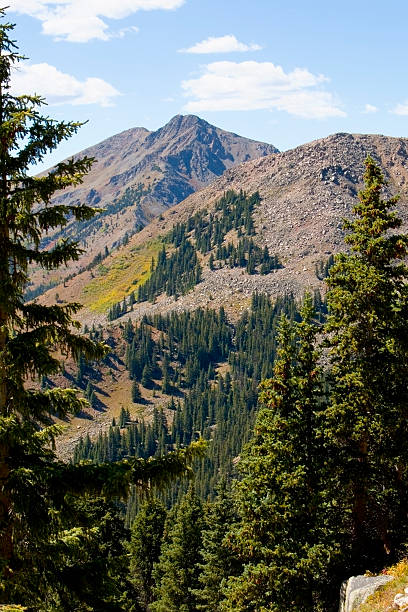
left=152, top=488, right=204, bottom=612
left=132, top=380, right=142, bottom=403
left=141, top=364, right=153, bottom=389
left=0, top=11, right=107, bottom=578
left=324, top=156, right=408, bottom=571
left=0, top=14, right=207, bottom=598
left=224, top=297, right=332, bottom=611
left=11, top=496, right=134, bottom=611
left=128, top=498, right=167, bottom=610
left=194, top=482, right=240, bottom=611
left=119, top=406, right=130, bottom=428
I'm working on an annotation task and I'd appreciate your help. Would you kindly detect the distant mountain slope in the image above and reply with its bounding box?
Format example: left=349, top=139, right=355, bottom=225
left=41, top=132, right=408, bottom=325
left=33, top=115, right=277, bottom=283
left=54, top=114, right=277, bottom=209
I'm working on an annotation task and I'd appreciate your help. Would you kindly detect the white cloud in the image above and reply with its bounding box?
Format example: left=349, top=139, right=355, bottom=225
left=182, top=61, right=346, bottom=119
left=8, top=0, right=185, bottom=42
left=11, top=63, right=121, bottom=106
left=180, top=35, right=261, bottom=54
left=364, top=103, right=378, bottom=113
left=115, top=25, right=140, bottom=39
left=392, top=102, right=408, bottom=116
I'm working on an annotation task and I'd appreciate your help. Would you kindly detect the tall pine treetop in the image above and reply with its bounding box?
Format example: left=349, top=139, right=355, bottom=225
left=0, top=10, right=108, bottom=427
left=343, top=155, right=407, bottom=268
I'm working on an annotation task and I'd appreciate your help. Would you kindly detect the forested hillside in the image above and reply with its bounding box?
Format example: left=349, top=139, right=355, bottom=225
left=53, top=157, right=408, bottom=612
left=4, top=8, right=408, bottom=611
left=73, top=291, right=327, bottom=519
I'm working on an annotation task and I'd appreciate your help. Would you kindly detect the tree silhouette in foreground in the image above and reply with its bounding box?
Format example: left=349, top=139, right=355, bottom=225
left=0, top=12, right=205, bottom=603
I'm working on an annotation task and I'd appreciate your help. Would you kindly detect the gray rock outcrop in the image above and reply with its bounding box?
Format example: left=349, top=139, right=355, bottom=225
left=339, top=574, right=393, bottom=611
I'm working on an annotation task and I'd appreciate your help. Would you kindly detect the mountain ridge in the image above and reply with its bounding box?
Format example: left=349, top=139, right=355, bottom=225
left=39, top=131, right=408, bottom=327
left=47, top=130, right=408, bottom=458
left=29, top=115, right=277, bottom=295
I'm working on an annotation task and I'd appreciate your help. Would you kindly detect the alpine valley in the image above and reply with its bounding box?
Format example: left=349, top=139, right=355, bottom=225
left=16, top=109, right=408, bottom=611
left=33, top=121, right=408, bottom=496
left=8, top=0, right=408, bottom=605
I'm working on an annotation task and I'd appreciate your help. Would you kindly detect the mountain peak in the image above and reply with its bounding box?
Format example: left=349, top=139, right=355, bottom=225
left=154, top=114, right=213, bottom=140
left=34, top=116, right=277, bottom=290
left=165, top=114, right=203, bottom=127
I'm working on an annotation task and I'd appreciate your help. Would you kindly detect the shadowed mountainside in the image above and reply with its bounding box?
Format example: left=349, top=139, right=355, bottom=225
left=31, top=115, right=277, bottom=289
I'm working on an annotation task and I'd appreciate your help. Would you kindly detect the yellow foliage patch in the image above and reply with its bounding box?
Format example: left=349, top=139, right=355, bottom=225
left=81, top=239, right=163, bottom=313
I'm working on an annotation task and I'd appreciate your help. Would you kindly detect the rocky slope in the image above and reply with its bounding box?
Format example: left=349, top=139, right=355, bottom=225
left=45, top=131, right=408, bottom=456
left=30, top=115, right=277, bottom=295
left=42, top=132, right=408, bottom=326
left=54, top=113, right=277, bottom=215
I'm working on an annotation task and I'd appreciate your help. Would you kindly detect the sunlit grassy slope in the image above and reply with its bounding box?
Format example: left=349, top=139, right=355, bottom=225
left=81, top=238, right=163, bottom=313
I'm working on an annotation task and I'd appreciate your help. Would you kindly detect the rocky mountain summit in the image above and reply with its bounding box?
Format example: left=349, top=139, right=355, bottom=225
left=36, top=115, right=276, bottom=279
left=56, top=114, right=277, bottom=212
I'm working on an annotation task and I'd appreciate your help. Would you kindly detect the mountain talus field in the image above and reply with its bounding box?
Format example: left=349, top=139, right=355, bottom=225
left=43, top=132, right=408, bottom=326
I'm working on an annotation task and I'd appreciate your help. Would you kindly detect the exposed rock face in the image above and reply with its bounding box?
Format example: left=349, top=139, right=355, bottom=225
left=394, top=586, right=408, bottom=609
left=39, top=132, right=408, bottom=325
left=41, top=115, right=277, bottom=271
left=339, top=575, right=394, bottom=611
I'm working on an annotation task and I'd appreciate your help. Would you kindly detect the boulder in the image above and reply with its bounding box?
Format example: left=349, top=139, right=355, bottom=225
left=394, top=586, right=408, bottom=609
left=339, top=574, right=394, bottom=611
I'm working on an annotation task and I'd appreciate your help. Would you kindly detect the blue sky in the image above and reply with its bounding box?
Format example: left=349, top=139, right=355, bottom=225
left=7, top=0, right=408, bottom=169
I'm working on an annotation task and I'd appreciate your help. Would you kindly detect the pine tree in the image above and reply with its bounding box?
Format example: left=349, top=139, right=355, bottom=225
left=324, top=156, right=408, bottom=571
left=194, top=482, right=240, bottom=611
left=224, top=297, right=331, bottom=611
left=13, top=496, right=133, bottom=611
left=141, top=364, right=153, bottom=389
left=128, top=498, right=167, bottom=610
left=152, top=488, right=204, bottom=612
left=0, top=11, right=107, bottom=576
left=132, top=380, right=142, bottom=403
left=119, top=406, right=130, bottom=428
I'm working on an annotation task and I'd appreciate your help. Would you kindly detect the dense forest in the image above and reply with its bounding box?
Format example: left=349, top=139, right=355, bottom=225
left=76, top=291, right=327, bottom=514
left=3, top=12, right=408, bottom=612
left=74, top=159, right=408, bottom=610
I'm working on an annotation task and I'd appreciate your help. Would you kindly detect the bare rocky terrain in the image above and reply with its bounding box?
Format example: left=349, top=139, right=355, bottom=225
left=30, top=114, right=277, bottom=293
left=43, top=132, right=408, bottom=326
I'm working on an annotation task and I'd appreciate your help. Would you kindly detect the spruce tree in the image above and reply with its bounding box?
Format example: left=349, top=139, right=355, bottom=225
left=224, top=297, right=331, bottom=611
left=12, top=496, right=133, bottom=611
left=132, top=380, right=142, bottom=403
left=128, top=498, right=167, bottom=610
left=324, top=156, right=408, bottom=571
left=194, top=482, right=240, bottom=611
left=0, top=11, right=106, bottom=574
left=151, top=487, right=204, bottom=612
left=141, top=364, right=153, bottom=388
